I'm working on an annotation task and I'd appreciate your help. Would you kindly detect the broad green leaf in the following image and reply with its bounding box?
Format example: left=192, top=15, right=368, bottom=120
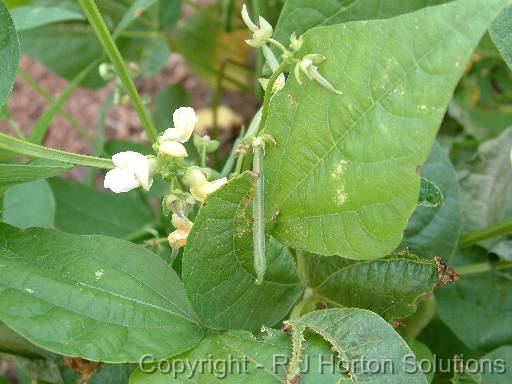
left=402, top=142, right=462, bottom=261
left=139, top=35, right=170, bottom=76
left=305, top=253, right=438, bottom=321
left=183, top=172, right=302, bottom=331
left=18, top=24, right=104, bottom=88
left=0, top=223, right=204, bottom=362
left=0, top=162, right=73, bottom=188
left=274, top=0, right=449, bottom=45
left=130, top=330, right=342, bottom=383
left=158, top=0, right=181, bottom=34
left=0, top=322, right=46, bottom=358
left=407, top=340, right=434, bottom=383
left=49, top=177, right=154, bottom=238
left=264, top=0, right=507, bottom=259
left=10, top=4, right=85, bottom=31
left=459, top=128, right=512, bottom=259
left=436, top=247, right=512, bottom=351
left=0, top=0, right=19, bottom=108
left=2, top=179, right=55, bottom=229
left=417, top=177, right=443, bottom=208
left=479, top=346, right=512, bottom=383
left=490, top=5, right=512, bottom=70
left=288, top=309, right=428, bottom=383
left=113, top=0, right=159, bottom=39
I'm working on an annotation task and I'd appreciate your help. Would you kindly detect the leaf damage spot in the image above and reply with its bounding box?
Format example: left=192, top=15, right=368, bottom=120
left=434, top=256, right=459, bottom=287
left=95, top=270, right=104, bottom=280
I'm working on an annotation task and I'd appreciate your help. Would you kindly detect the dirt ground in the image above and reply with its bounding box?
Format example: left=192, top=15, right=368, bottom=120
left=0, top=54, right=259, bottom=171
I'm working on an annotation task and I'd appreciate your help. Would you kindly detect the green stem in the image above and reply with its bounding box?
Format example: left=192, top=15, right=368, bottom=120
left=456, top=261, right=512, bottom=276
left=295, top=249, right=307, bottom=286
left=253, top=142, right=266, bottom=285
left=459, top=218, right=512, bottom=248
left=79, top=0, right=158, bottom=143
left=221, top=109, right=260, bottom=177
left=0, top=132, right=113, bottom=169
left=18, top=68, right=94, bottom=144
left=268, top=38, right=288, bottom=54
left=259, top=60, right=289, bottom=134
left=233, top=149, right=246, bottom=176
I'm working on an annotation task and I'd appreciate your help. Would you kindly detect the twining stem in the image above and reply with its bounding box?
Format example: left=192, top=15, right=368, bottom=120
left=18, top=68, right=94, bottom=144
left=253, top=141, right=266, bottom=285
left=259, top=60, right=289, bottom=134
left=78, top=0, right=158, bottom=143
left=457, top=261, right=512, bottom=276
left=0, top=132, right=113, bottom=169
left=459, top=218, right=512, bottom=248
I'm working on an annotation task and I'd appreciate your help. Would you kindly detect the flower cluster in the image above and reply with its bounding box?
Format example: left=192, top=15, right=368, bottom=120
left=241, top=4, right=342, bottom=96
left=104, top=106, right=227, bottom=251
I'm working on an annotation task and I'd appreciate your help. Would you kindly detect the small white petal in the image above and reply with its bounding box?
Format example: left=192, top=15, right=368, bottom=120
left=111, top=151, right=147, bottom=169
left=159, top=141, right=188, bottom=158
left=172, top=107, right=197, bottom=143
left=104, top=168, right=139, bottom=193
left=241, top=4, right=258, bottom=32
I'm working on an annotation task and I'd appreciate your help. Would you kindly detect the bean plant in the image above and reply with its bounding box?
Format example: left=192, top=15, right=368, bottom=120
left=0, top=0, right=512, bottom=383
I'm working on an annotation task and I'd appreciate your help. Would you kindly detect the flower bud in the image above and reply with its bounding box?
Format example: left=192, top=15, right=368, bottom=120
left=168, top=213, right=193, bottom=249
left=184, top=168, right=227, bottom=202
left=159, top=141, right=188, bottom=158
left=242, top=4, right=273, bottom=48
left=290, top=32, right=303, bottom=51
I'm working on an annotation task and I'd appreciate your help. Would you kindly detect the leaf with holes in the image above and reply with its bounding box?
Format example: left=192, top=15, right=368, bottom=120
left=264, top=0, right=508, bottom=259
left=305, top=253, right=438, bottom=321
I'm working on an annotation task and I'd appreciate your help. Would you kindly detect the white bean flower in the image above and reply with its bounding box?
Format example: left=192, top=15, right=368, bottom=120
left=184, top=168, right=227, bottom=203
left=241, top=4, right=273, bottom=48
left=158, top=107, right=198, bottom=158
left=104, top=151, right=155, bottom=193
left=168, top=213, right=193, bottom=249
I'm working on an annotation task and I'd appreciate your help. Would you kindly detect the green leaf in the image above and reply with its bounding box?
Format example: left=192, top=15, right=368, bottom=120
left=264, top=0, right=507, bottom=259
left=407, top=340, right=434, bottom=383
left=0, top=223, right=204, bottom=362
left=436, top=247, right=512, bottom=351
left=10, top=3, right=85, bottom=31
left=0, top=162, right=73, bottom=188
left=305, top=253, right=438, bottom=321
left=130, top=329, right=349, bottom=383
left=478, top=346, right=512, bottom=383
left=112, top=0, right=158, bottom=39
left=274, top=0, right=449, bottom=45
left=139, top=35, right=170, bottom=76
left=402, top=142, right=462, bottom=261
left=0, top=322, right=47, bottom=358
left=418, top=177, right=443, bottom=208
left=490, top=5, right=512, bottom=70
left=287, top=308, right=428, bottom=383
left=0, top=0, right=20, bottom=108
left=49, top=177, right=153, bottom=238
left=459, top=128, right=512, bottom=259
left=2, top=179, right=55, bottom=229
left=183, top=172, right=302, bottom=331
left=158, top=0, right=181, bottom=34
